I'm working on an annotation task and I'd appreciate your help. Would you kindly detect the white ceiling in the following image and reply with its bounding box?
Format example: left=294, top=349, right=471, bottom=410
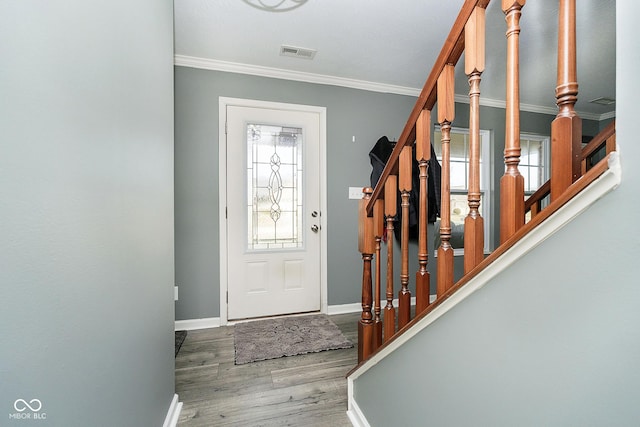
left=174, top=0, right=616, bottom=119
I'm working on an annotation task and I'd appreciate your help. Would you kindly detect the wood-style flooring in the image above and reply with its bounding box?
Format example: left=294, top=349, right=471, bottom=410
left=175, top=312, right=359, bottom=426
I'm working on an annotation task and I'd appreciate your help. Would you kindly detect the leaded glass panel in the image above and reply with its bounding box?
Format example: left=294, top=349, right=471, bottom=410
left=246, top=124, right=303, bottom=250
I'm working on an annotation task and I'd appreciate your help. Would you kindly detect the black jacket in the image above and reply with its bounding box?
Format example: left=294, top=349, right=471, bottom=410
left=369, top=136, right=442, bottom=241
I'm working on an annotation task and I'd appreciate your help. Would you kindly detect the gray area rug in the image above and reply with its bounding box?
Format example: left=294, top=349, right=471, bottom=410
left=234, top=314, right=353, bottom=365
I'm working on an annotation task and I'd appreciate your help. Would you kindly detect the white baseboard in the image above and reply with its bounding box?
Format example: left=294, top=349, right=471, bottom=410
left=327, top=302, right=361, bottom=315
left=175, top=296, right=435, bottom=330
left=176, top=306, right=361, bottom=330
left=346, top=378, right=371, bottom=427
left=163, top=394, right=182, bottom=427
left=175, top=317, right=220, bottom=331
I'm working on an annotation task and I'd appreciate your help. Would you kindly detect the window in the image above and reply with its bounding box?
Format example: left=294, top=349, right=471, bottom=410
left=433, top=127, right=491, bottom=254
left=520, top=133, right=550, bottom=222
left=520, top=133, right=550, bottom=194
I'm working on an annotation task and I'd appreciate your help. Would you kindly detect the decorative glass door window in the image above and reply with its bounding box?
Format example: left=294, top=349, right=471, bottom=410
left=246, top=124, right=303, bottom=250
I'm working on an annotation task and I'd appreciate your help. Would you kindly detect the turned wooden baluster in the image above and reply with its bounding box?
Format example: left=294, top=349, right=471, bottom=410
left=464, top=6, right=486, bottom=273
left=437, top=64, right=455, bottom=296
left=358, top=187, right=375, bottom=363
left=383, top=175, right=397, bottom=342
left=415, top=109, right=431, bottom=314
left=398, top=146, right=412, bottom=329
left=372, top=198, right=384, bottom=350
left=500, top=0, right=526, bottom=244
left=551, top=0, right=581, bottom=201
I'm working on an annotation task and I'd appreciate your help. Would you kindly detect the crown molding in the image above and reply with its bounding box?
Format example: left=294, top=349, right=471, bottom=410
left=599, top=110, right=617, bottom=121
left=175, top=55, right=615, bottom=121
left=174, top=54, right=419, bottom=96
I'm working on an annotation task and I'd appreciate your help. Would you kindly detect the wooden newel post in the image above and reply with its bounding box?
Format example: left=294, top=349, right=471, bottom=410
left=398, top=146, right=413, bottom=329
left=372, top=198, right=384, bottom=350
left=551, top=0, right=581, bottom=201
left=464, top=6, right=486, bottom=273
left=500, top=0, right=526, bottom=244
left=437, top=64, right=455, bottom=297
left=358, top=187, right=375, bottom=362
left=415, top=109, right=431, bottom=314
left=383, top=175, right=397, bottom=342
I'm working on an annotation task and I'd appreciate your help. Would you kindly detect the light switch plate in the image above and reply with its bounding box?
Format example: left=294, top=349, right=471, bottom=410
left=348, top=187, right=363, bottom=200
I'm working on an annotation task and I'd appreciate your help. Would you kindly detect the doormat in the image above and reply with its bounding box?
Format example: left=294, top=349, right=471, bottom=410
left=175, top=330, right=187, bottom=357
left=234, top=314, right=353, bottom=365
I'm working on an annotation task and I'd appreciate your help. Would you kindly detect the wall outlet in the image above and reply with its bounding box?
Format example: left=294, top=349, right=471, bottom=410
left=348, top=187, right=364, bottom=200
left=174, top=286, right=179, bottom=301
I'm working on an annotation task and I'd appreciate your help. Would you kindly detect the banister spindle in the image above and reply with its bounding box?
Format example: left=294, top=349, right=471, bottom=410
left=358, top=187, right=375, bottom=362
left=372, top=198, right=384, bottom=350
left=398, top=146, right=412, bottom=329
left=551, top=0, right=581, bottom=201
left=415, top=109, right=432, bottom=314
left=500, top=0, right=526, bottom=244
left=384, top=175, right=397, bottom=342
left=437, top=64, right=455, bottom=297
left=464, top=6, right=486, bottom=273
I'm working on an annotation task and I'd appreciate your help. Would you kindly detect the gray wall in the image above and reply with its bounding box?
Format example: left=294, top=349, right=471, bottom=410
left=0, top=1, right=175, bottom=426
left=174, top=68, right=416, bottom=320
left=353, top=2, right=640, bottom=425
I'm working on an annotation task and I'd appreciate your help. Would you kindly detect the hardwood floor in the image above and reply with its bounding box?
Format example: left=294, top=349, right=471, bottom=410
left=175, top=312, right=359, bottom=426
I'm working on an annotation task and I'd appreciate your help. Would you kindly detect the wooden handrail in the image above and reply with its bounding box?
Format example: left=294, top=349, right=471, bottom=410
left=366, top=0, right=491, bottom=215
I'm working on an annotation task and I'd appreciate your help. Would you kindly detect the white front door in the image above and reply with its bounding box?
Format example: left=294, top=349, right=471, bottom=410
left=225, top=103, right=323, bottom=320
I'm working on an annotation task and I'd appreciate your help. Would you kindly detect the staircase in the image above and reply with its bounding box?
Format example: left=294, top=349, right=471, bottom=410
left=347, top=1, right=620, bottom=425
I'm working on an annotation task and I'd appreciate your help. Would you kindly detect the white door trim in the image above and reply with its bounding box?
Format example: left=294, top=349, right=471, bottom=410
left=218, top=97, right=328, bottom=325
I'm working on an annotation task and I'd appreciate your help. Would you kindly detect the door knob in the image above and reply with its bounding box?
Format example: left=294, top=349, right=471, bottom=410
left=311, top=225, right=319, bottom=233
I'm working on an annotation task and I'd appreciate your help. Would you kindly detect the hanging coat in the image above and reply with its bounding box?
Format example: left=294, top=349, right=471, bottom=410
left=369, top=136, right=442, bottom=241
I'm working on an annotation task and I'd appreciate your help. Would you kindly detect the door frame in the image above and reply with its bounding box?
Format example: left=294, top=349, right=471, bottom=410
left=218, top=97, right=328, bottom=325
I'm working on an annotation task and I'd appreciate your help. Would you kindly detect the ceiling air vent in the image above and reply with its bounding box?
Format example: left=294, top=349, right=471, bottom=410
left=280, top=45, right=317, bottom=60
left=589, top=97, right=616, bottom=105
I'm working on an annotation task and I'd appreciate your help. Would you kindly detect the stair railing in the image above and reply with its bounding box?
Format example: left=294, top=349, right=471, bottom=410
left=356, top=0, right=616, bottom=364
